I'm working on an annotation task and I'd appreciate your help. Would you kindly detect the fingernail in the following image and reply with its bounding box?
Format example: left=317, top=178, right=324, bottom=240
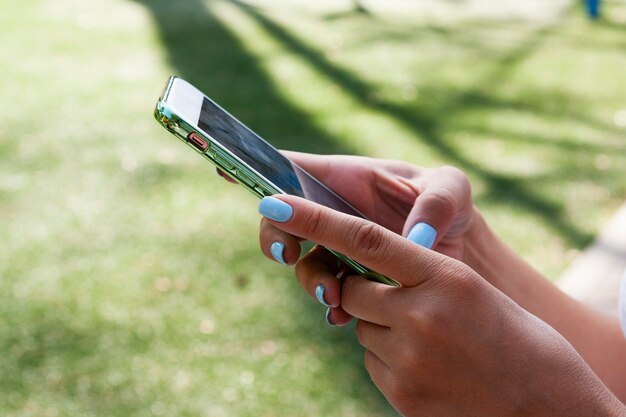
left=259, top=197, right=293, bottom=222
left=315, top=284, right=330, bottom=307
left=270, top=241, right=287, bottom=265
left=407, top=222, right=437, bottom=249
left=325, top=307, right=335, bottom=326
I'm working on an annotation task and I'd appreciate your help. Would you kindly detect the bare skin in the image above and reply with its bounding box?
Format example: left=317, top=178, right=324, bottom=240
left=257, top=193, right=625, bottom=417
left=220, top=152, right=626, bottom=415
left=256, top=152, right=474, bottom=323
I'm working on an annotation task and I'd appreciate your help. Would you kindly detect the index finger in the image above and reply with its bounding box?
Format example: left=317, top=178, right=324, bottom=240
left=258, top=195, right=452, bottom=287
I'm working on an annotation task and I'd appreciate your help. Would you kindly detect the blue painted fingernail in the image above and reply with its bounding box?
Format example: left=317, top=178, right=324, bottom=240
left=325, top=307, right=335, bottom=326
left=259, top=197, right=293, bottom=222
left=407, top=222, right=437, bottom=249
left=270, top=241, right=287, bottom=265
left=315, top=284, right=330, bottom=307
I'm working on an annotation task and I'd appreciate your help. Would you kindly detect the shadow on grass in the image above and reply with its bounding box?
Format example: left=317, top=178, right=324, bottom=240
left=0, top=300, right=155, bottom=415
left=324, top=0, right=372, bottom=21
left=231, top=0, right=599, bottom=248
left=133, top=0, right=355, bottom=157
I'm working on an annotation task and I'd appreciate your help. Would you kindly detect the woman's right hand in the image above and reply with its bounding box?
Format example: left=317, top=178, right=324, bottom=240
left=255, top=194, right=626, bottom=417
left=220, top=153, right=626, bottom=402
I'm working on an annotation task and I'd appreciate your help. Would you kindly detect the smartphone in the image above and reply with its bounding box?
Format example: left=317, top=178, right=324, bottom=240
left=154, top=76, right=398, bottom=287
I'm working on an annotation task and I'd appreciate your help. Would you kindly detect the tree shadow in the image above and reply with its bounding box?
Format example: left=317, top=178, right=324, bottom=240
left=429, top=84, right=625, bottom=138
left=325, top=0, right=372, bottom=21
left=132, top=0, right=355, bottom=156
left=601, top=19, right=626, bottom=31
left=0, top=300, right=156, bottom=415
left=461, top=125, right=625, bottom=155
left=230, top=0, right=603, bottom=248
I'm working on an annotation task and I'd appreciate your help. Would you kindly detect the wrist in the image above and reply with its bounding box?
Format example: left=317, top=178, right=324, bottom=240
left=460, top=208, right=540, bottom=303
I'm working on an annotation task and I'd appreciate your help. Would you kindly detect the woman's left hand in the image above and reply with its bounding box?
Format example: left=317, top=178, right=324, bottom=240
left=258, top=195, right=624, bottom=417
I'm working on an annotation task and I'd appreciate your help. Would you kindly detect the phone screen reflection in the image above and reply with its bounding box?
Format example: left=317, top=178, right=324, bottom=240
left=197, top=97, right=364, bottom=218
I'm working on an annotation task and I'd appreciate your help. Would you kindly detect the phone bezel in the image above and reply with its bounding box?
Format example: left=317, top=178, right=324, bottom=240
left=161, top=77, right=203, bottom=130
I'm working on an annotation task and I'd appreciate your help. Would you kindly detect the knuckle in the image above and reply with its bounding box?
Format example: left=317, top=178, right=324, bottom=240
left=414, top=264, right=482, bottom=333
left=418, top=302, right=450, bottom=338
left=387, top=375, right=412, bottom=406
left=412, top=256, right=446, bottom=286
left=351, top=221, right=388, bottom=262
left=433, top=259, right=480, bottom=292
left=441, top=165, right=471, bottom=194
left=422, top=189, right=457, bottom=219
left=396, top=345, right=421, bottom=374
left=300, top=206, right=324, bottom=238
left=425, top=254, right=461, bottom=283
left=407, top=291, right=451, bottom=336
left=440, top=164, right=466, bottom=179
left=450, top=266, right=485, bottom=301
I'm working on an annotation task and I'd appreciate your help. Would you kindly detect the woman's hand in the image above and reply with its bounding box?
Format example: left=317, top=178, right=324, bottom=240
left=257, top=195, right=625, bottom=417
left=265, top=152, right=474, bottom=260
left=247, top=152, right=474, bottom=320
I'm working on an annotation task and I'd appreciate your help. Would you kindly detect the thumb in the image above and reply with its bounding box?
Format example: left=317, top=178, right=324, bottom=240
left=402, top=167, right=471, bottom=249
left=258, top=194, right=451, bottom=287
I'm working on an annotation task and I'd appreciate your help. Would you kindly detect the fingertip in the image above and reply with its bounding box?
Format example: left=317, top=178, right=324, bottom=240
left=315, top=284, right=331, bottom=307
left=260, top=226, right=301, bottom=266
left=295, top=246, right=344, bottom=307
left=216, top=168, right=237, bottom=184
left=259, top=196, right=294, bottom=222
left=406, top=222, right=437, bottom=249
left=270, top=241, right=287, bottom=265
left=314, top=279, right=341, bottom=308
left=325, top=307, right=333, bottom=325
left=326, top=306, right=353, bottom=327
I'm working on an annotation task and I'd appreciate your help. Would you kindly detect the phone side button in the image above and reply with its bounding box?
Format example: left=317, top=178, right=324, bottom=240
left=254, top=185, right=271, bottom=197
left=214, top=153, right=235, bottom=172
left=237, top=172, right=255, bottom=188
left=187, top=132, right=209, bottom=152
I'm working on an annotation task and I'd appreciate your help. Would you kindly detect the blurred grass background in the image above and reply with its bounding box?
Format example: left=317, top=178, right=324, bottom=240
left=1, top=0, right=625, bottom=415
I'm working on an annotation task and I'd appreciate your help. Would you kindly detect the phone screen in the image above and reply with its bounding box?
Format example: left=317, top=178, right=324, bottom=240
left=197, top=97, right=365, bottom=218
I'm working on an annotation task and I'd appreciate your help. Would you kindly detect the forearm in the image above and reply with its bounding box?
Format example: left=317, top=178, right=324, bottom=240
left=463, top=210, right=626, bottom=401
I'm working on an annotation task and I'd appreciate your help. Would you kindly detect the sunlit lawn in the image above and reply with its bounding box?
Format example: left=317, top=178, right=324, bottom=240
left=1, top=0, right=625, bottom=415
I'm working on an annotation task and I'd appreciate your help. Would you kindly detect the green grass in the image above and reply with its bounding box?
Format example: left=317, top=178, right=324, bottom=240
left=1, top=0, right=625, bottom=415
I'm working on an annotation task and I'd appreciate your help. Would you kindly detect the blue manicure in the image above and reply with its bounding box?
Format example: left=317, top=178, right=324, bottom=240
left=315, top=284, right=330, bottom=307
left=325, top=307, right=335, bottom=326
left=259, top=197, right=293, bottom=222
left=407, top=222, right=437, bottom=249
left=270, top=241, right=287, bottom=265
